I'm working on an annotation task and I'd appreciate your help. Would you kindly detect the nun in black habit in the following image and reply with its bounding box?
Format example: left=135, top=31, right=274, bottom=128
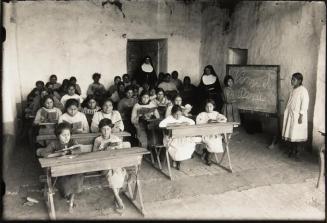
left=135, top=56, right=158, bottom=88
left=197, top=65, right=224, bottom=113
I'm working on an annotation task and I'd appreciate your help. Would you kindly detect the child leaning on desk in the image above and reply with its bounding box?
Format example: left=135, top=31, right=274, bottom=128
left=196, top=99, right=227, bottom=166
left=38, top=122, right=84, bottom=205
left=159, top=105, right=201, bottom=171
left=92, top=118, right=127, bottom=213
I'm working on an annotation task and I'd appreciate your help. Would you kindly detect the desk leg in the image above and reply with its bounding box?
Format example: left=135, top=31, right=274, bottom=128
left=123, top=165, right=146, bottom=216
left=165, top=149, right=173, bottom=180
left=145, top=146, right=173, bottom=180
left=213, top=134, right=233, bottom=173
left=224, top=133, right=233, bottom=172
left=46, top=168, right=56, bottom=220
left=155, top=147, right=163, bottom=170
left=69, top=194, right=75, bottom=213
left=317, top=146, right=325, bottom=188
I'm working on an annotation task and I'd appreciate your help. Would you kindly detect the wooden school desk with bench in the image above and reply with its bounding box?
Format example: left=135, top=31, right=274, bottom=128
left=144, top=120, right=239, bottom=180
left=38, top=146, right=150, bottom=220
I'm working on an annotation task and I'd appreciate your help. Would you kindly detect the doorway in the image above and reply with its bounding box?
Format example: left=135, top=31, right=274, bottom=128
left=127, top=39, right=167, bottom=80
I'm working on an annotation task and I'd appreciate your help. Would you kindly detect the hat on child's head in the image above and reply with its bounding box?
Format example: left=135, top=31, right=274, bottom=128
left=98, top=118, right=114, bottom=129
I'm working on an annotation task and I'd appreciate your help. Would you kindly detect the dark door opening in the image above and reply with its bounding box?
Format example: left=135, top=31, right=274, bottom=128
left=127, top=39, right=167, bottom=80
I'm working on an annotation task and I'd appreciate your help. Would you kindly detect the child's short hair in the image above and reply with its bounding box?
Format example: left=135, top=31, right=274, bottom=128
left=50, top=74, right=57, bottom=80
left=117, top=81, right=125, bottom=89
left=158, top=72, right=165, bottom=79
left=172, top=94, right=182, bottom=102
left=165, top=73, right=171, bottom=78
left=122, top=73, right=129, bottom=79
left=114, top=76, right=121, bottom=81
left=55, top=122, right=71, bottom=137
left=156, top=87, right=165, bottom=95
left=223, top=75, right=234, bottom=86
left=205, top=98, right=216, bottom=108
left=41, top=95, right=54, bottom=107
left=36, top=81, right=45, bottom=87
left=65, top=98, right=79, bottom=110
left=171, top=71, right=178, bottom=78
left=92, top=73, right=101, bottom=80
left=101, top=98, right=114, bottom=108
left=124, top=85, right=133, bottom=93
left=139, top=89, right=150, bottom=98
left=61, top=79, right=69, bottom=85
left=138, top=90, right=150, bottom=104
left=45, top=82, right=52, bottom=88
left=82, top=95, right=98, bottom=108
left=171, top=105, right=183, bottom=114
left=183, top=76, right=191, bottom=82
left=98, top=118, right=114, bottom=129
left=69, top=76, right=77, bottom=82
left=292, top=72, right=303, bottom=85
left=67, top=83, right=76, bottom=90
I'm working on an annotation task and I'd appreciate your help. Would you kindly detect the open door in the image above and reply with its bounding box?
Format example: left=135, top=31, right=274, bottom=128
left=127, top=39, right=167, bottom=79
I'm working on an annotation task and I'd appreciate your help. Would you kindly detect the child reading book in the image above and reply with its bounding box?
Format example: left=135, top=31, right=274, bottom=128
left=92, top=118, right=127, bottom=213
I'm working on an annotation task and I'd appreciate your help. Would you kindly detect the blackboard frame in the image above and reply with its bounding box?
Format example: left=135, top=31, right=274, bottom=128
left=226, top=64, right=281, bottom=117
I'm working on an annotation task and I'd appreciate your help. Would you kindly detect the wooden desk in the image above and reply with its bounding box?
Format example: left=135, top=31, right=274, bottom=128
left=160, top=122, right=239, bottom=180
left=39, top=147, right=150, bottom=219
left=37, top=131, right=131, bottom=145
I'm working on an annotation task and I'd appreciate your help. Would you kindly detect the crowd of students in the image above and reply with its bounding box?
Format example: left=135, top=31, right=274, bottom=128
left=25, top=62, right=241, bottom=213
left=25, top=57, right=309, bottom=214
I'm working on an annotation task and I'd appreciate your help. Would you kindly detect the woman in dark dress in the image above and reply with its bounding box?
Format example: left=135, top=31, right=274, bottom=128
left=197, top=65, right=224, bottom=113
left=135, top=56, right=158, bottom=88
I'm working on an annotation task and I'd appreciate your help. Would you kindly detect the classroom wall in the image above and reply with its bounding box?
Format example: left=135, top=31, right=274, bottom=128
left=2, top=0, right=202, bottom=170
left=312, top=25, right=326, bottom=151
left=3, top=0, right=202, bottom=100
left=200, top=1, right=326, bottom=148
left=2, top=3, right=22, bottom=172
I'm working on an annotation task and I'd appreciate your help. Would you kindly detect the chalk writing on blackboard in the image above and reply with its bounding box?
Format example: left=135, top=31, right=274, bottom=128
left=226, top=65, right=279, bottom=114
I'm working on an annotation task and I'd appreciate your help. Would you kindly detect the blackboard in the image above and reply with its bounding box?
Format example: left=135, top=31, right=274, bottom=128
left=226, top=65, right=280, bottom=114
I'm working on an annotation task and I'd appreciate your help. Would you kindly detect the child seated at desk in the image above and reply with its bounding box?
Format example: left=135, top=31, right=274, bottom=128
left=131, top=90, right=160, bottom=149
left=38, top=123, right=84, bottom=206
left=117, top=86, right=138, bottom=137
left=151, top=88, right=172, bottom=118
left=159, top=105, right=201, bottom=170
left=60, top=83, right=84, bottom=108
left=93, top=118, right=127, bottom=212
left=165, top=94, right=192, bottom=118
left=196, top=99, right=227, bottom=166
left=58, top=99, right=89, bottom=133
left=91, top=99, right=124, bottom=133
left=34, top=95, right=62, bottom=125
left=81, top=95, right=101, bottom=126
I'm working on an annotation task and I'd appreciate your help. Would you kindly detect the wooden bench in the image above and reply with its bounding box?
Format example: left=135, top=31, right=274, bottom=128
left=36, top=131, right=131, bottom=145
left=158, top=122, right=239, bottom=180
left=38, top=147, right=150, bottom=219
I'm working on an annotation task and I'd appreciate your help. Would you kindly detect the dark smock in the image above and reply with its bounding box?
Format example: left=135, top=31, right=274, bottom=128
left=40, top=139, right=84, bottom=198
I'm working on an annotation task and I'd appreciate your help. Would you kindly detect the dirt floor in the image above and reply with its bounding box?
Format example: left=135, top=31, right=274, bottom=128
left=2, top=127, right=325, bottom=220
